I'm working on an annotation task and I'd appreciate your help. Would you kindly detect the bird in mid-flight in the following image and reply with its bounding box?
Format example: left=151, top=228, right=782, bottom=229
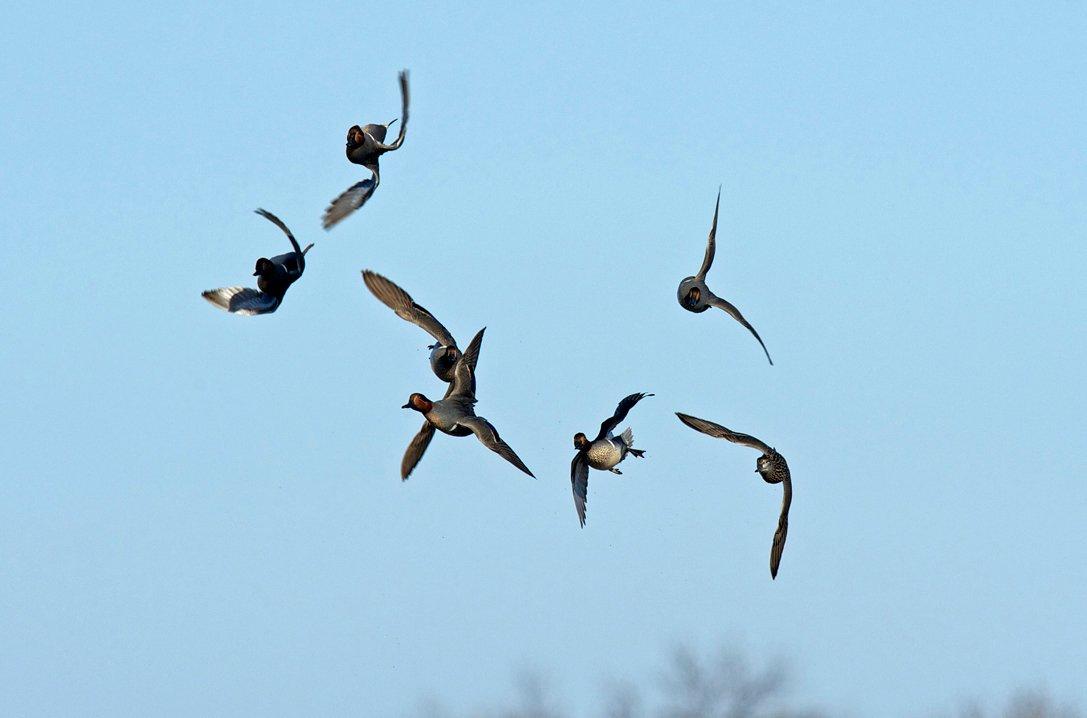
left=361, top=270, right=473, bottom=385
left=676, top=188, right=773, bottom=365
left=675, top=412, right=792, bottom=579
left=323, top=70, right=410, bottom=230
left=570, top=392, right=652, bottom=527
left=401, top=328, right=535, bottom=480
left=202, top=209, right=313, bottom=316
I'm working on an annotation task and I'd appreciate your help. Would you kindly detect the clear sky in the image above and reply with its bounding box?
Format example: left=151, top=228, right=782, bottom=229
left=2, top=2, right=1084, bottom=716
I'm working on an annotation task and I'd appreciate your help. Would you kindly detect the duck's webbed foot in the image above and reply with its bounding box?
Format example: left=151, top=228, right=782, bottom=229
left=609, top=468, right=623, bottom=475
left=628, top=448, right=646, bottom=458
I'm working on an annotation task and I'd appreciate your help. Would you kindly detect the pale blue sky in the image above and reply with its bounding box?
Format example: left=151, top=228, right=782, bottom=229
left=2, top=2, right=1085, bottom=716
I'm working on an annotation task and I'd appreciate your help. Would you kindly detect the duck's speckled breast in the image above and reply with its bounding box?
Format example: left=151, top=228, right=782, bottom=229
left=586, top=439, right=623, bottom=470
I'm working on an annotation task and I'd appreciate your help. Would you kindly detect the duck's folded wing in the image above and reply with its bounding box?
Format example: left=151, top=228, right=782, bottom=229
left=596, top=392, right=653, bottom=440
left=571, top=453, right=589, bottom=527
left=457, top=416, right=534, bottom=478
left=706, top=294, right=773, bottom=365
left=268, top=251, right=307, bottom=279
left=770, top=478, right=791, bottom=579
left=401, top=420, right=435, bottom=480
left=674, top=413, right=773, bottom=453
left=323, top=172, right=379, bottom=230
left=201, top=287, right=279, bottom=315
left=361, top=270, right=456, bottom=346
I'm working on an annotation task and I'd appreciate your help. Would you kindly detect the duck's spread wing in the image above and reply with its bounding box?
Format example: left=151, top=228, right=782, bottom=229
left=361, top=270, right=456, bottom=346
left=384, top=70, right=409, bottom=150
left=571, top=453, right=589, bottom=527
left=448, top=328, right=485, bottom=400
left=254, top=208, right=303, bottom=255
left=201, top=287, right=279, bottom=316
left=323, top=171, right=379, bottom=230
left=457, top=416, right=534, bottom=478
left=596, top=392, right=653, bottom=440
left=771, top=476, right=792, bottom=579
left=705, top=294, right=773, bottom=365
left=401, top=420, right=435, bottom=480
left=696, top=187, right=720, bottom=278
left=674, top=413, right=773, bottom=454
left=460, top=327, right=484, bottom=375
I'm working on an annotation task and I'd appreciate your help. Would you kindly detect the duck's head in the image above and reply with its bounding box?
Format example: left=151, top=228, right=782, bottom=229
left=346, top=125, right=365, bottom=147
left=253, top=257, right=274, bottom=276
left=685, top=285, right=701, bottom=305
left=678, top=279, right=711, bottom=313
left=402, top=393, right=433, bottom=413
left=573, top=432, right=589, bottom=450
left=677, top=277, right=704, bottom=308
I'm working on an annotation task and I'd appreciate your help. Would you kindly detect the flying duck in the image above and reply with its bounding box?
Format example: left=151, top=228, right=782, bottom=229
left=323, top=70, right=410, bottom=229
left=677, top=188, right=773, bottom=364
left=361, top=270, right=472, bottom=384
left=202, top=209, right=313, bottom=316
left=675, top=412, right=792, bottom=578
left=401, top=328, right=534, bottom=479
left=570, top=392, right=652, bottom=527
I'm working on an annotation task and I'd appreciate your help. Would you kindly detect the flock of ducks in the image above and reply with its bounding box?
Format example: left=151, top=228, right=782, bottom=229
left=201, top=70, right=795, bottom=579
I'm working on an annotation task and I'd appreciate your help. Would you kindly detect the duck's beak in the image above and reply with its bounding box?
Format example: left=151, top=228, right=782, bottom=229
left=401, top=403, right=412, bottom=409
left=252, top=270, right=260, bottom=276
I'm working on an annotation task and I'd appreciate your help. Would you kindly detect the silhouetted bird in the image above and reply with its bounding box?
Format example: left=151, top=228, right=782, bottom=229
left=202, top=209, right=313, bottom=316
left=402, top=329, right=534, bottom=479
left=675, top=412, right=791, bottom=578
left=570, top=392, right=652, bottom=527
left=323, top=70, right=409, bottom=229
left=677, top=188, right=773, bottom=364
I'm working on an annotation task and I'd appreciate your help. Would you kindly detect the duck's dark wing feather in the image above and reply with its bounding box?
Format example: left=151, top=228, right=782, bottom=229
left=374, top=70, right=409, bottom=151
left=771, top=476, right=791, bottom=579
left=448, top=328, right=484, bottom=401
left=596, top=392, right=653, bottom=441
left=457, top=416, right=534, bottom=478
left=696, top=187, right=721, bottom=279
left=401, top=420, right=435, bottom=480
left=254, top=208, right=303, bottom=255
left=323, top=171, right=379, bottom=230
left=361, top=271, right=456, bottom=346
left=571, top=453, right=589, bottom=528
left=674, top=413, right=773, bottom=454
left=201, top=287, right=279, bottom=316
left=706, top=293, right=773, bottom=365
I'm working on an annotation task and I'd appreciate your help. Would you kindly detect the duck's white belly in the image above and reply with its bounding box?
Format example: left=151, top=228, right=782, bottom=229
left=586, top=438, right=623, bottom=470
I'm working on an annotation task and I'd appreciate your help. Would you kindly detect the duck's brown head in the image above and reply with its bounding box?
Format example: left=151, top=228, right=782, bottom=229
left=686, top=286, right=701, bottom=305
left=573, top=432, right=589, bottom=450
left=346, top=125, right=365, bottom=147
left=402, top=393, right=433, bottom=413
